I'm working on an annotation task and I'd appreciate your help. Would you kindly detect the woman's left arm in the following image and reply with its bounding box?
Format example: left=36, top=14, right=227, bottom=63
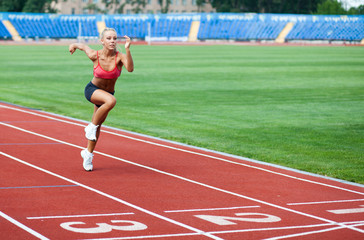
left=121, top=36, right=134, bottom=72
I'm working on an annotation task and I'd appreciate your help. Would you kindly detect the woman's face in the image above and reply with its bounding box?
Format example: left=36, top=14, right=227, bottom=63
left=102, top=30, right=117, bottom=50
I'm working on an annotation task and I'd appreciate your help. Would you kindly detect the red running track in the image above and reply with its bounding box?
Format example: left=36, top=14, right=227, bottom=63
left=1, top=102, right=364, bottom=240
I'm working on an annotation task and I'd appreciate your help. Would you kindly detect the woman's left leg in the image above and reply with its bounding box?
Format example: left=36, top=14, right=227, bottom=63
left=82, top=96, right=114, bottom=171
left=87, top=105, right=104, bottom=153
left=84, top=90, right=116, bottom=141
left=90, top=90, right=116, bottom=126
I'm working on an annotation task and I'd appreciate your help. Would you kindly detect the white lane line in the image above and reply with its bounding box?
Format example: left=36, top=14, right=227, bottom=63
left=0, top=211, right=49, bottom=240
left=348, top=222, right=364, bottom=227
left=0, top=185, right=78, bottom=190
left=267, top=221, right=364, bottom=240
left=287, top=198, right=364, bottom=206
left=209, top=221, right=364, bottom=235
left=0, top=152, right=222, bottom=240
left=262, top=226, right=345, bottom=240
left=27, top=212, right=135, bottom=220
left=327, top=205, right=364, bottom=214
left=1, top=122, right=364, bottom=234
left=0, top=142, right=63, bottom=146
left=1, top=104, right=364, bottom=195
left=165, top=206, right=260, bottom=213
left=262, top=221, right=364, bottom=240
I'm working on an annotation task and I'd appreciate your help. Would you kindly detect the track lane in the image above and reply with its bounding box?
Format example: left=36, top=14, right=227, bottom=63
left=1, top=103, right=364, bottom=239
left=2, top=104, right=363, bottom=197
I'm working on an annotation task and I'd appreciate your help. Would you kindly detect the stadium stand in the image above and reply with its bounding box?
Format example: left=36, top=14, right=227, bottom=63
left=0, top=12, right=363, bottom=43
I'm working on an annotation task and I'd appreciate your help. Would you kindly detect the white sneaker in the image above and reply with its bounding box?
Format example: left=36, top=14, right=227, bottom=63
left=81, top=149, right=93, bottom=171
left=85, top=123, right=98, bottom=141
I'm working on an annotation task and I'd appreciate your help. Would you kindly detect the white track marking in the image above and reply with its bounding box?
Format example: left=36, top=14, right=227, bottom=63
left=263, top=222, right=364, bottom=240
left=263, top=226, right=345, bottom=240
left=1, top=122, right=364, bottom=234
left=209, top=221, right=364, bottom=234
left=347, top=222, right=364, bottom=227
left=328, top=205, right=364, bottom=214
left=27, top=212, right=135, bottom=220
left=1, top=104, right=363, bottom=195
left=164, top=206, right=260, bottom=213
left=0, top=211, right=49, bottom=240
left=0, top=152, right=222, bottom=240
left=287, top=198, right=364, bottom=206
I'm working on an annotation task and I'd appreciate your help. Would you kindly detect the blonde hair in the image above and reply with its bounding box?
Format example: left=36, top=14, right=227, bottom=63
left=100, top=27, right=117, bottom=39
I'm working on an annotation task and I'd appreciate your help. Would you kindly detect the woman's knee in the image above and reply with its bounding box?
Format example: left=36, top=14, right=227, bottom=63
left=105, top=96, right=116, bottom=108
left=91, top=90, right=116, bottom=109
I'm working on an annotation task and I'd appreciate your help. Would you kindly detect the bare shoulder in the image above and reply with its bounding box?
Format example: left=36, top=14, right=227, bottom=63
left=78, top=44, right=95, bottom=59
left=70, top=43, right=98, bottom=61
left=86, top=48, right=98, bottom=61
left=118, top=51, right=125, bottom=58
left=118, top=51, right=126, bottom=63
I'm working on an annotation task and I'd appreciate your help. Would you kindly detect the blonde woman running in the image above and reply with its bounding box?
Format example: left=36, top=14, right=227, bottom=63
left=69, top=28, right=134, bottom=171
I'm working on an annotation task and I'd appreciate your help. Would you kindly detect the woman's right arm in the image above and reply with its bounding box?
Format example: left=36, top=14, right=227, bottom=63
left=69, top=43, right=97, bottom=61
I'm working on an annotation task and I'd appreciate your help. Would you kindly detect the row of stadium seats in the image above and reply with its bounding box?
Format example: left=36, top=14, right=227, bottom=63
left=105, top=18, right=148, bottom=38
left=93, top=18, right=192, bottom=39
left=1, top=13, right=363, bottom=42
left=198, top=19, right=287, bottom=40
left=10, top=18, right=98, bottom=38
left=287, top=22, right=364, bottom=41
left=151, top=19, right=191, bottom=38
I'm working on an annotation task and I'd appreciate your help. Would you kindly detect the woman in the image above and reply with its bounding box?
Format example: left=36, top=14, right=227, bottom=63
left=69, top=28, right=134, bottom=171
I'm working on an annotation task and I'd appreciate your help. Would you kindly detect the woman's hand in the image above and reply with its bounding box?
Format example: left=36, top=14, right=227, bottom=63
left=124, top=35, right=131, bottom=49
left=120, top=35, right=134, bottom=72
left=69, top=44, right=76, bottom=55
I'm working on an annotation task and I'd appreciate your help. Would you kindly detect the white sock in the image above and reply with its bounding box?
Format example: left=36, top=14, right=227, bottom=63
left=85, top=149, right=93, bottom=156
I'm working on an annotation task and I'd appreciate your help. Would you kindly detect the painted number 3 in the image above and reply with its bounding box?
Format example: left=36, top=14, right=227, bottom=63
left=60, top=220, right=148, bottom=233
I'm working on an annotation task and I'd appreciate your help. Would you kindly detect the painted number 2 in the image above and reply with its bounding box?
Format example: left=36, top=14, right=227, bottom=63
left=60, top=220, right=147, bottom=233
left=195, top=213, right=281, bottom=225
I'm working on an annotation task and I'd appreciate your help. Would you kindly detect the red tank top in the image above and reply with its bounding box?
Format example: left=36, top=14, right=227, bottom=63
left=93, top=51, right=122, bottom=79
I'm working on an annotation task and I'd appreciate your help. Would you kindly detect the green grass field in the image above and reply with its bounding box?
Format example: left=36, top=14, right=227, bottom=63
left=1, top=44, right=363, bottom=184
